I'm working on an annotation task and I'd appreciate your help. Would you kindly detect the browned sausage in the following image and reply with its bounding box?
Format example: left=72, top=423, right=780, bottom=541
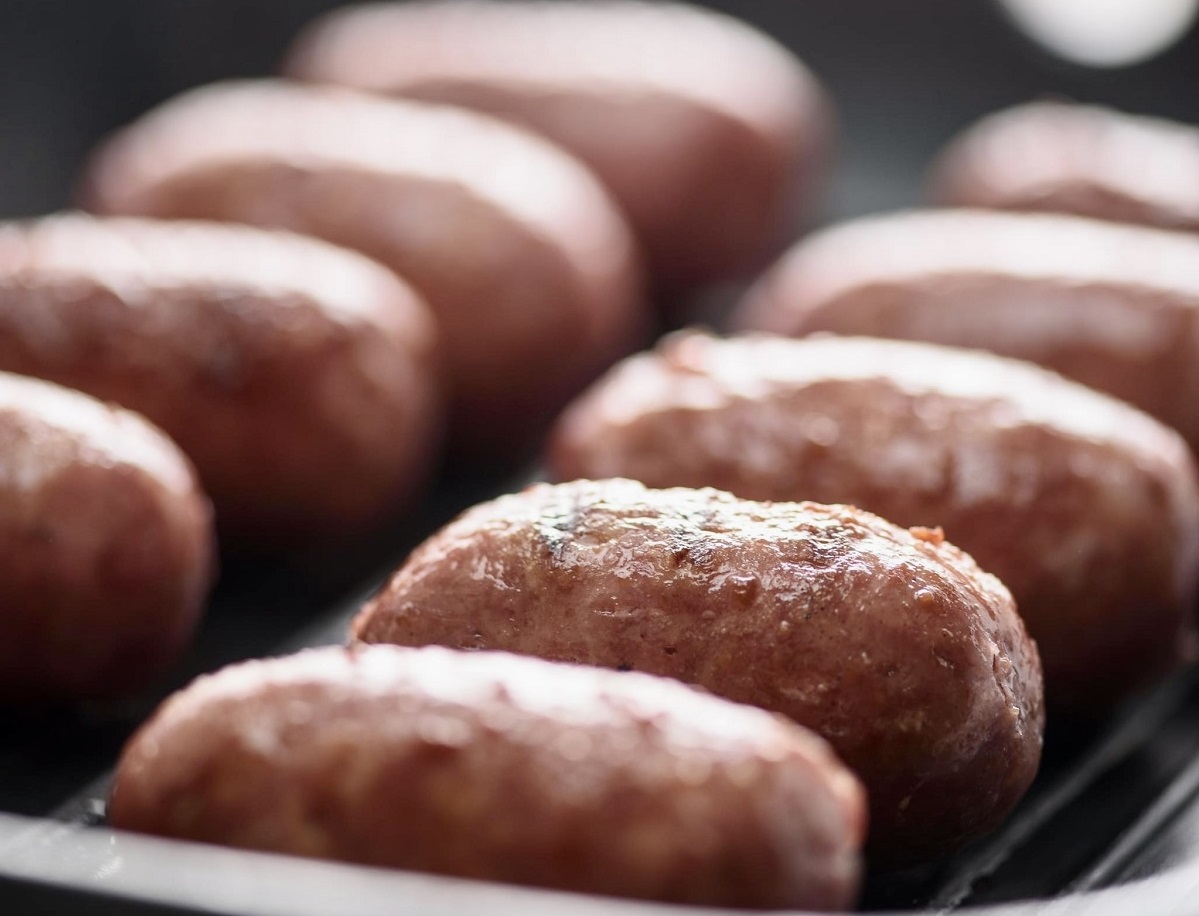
left=548, top=332, right=1199, bottom=714
left=930, top=101, right=1199, bottom=233
left=110, top=645, right=866, bottom=910
left=80, top=80, right=644, bottom=459
left=0, top=372, right=214, bottom=701
left=284, top=0, right=831, bottom=290
left=353, top=478, right=1045, bottom=865
left=0, top=214, right=439, bottom=546
left=733, top=209, right=1199, bottom=453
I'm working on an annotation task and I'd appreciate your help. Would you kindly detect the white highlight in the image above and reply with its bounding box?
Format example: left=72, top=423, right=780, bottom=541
left=1000, top=0, right=1198, bottom=67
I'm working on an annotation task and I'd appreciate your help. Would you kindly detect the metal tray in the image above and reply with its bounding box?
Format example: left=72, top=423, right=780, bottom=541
left=2, top=1, right=1199, bottom=913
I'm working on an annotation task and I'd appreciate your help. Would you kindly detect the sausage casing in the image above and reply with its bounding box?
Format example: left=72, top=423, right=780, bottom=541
left=549, top=332, right=1199, bottom=713
left=734, top=209, right=1199, bottom=453
left=0, top=214, right=440, bottom=546
left=110, top=645, right=866, bottom=910
left=353, top=478, right=1045, bottom=864
left=285, top=0, right=831, bottom=290
left=930, top=101, right=1199, bottom=233
left=81, top=80, right=643, bottom=459
left=0, top=371, right=214, bottom=700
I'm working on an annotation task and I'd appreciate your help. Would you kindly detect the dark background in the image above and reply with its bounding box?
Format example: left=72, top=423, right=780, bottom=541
left=1, top=0, right=1198, bottom=225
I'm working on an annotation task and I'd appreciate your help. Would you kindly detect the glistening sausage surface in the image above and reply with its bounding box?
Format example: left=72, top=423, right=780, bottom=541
left=549, top=332, right=1199, bottom=713
left=354, top=478, right=1045, bottom=865
left=110, top=645, right=866, bottom=911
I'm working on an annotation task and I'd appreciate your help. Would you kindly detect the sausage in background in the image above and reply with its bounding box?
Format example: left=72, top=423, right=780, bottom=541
left=82, top=80, right=645, bottom=463
left=930, top=101, right=1199, bottom=233
left=734, top=209, right=1199, bottom=455
left=0, top=372, right=214, bottom=701
left=0, top=214, right=440, bottom=547
left=285, top=0, right=833, bottom=292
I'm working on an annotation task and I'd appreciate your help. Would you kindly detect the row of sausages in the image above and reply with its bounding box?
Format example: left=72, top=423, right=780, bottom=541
left=7, top=0, right=1199, bottom=911
left=111, top=307, right=1199, bottom=904
left=3, top=0, right=826, bottom=700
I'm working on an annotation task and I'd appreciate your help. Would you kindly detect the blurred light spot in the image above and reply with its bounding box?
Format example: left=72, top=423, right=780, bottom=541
left=1000, top=0, right=1199, bottom=67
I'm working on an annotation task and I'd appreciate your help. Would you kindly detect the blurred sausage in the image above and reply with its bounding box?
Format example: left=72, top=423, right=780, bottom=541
left=0, top=372, right=213, bottom=701
left=0, top=214, right=439, bottom=546
left=930, top=101, right=1199, bottom=233
left=733, top=209, right=1199, bottom=453
left=285, top=0, right=832, bottom=291
left=81, top=80, right=644, bottom=460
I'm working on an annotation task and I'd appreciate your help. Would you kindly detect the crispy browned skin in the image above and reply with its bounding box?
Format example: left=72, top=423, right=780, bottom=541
left=110, top=645, right=866, bottom=910
left=284, top=0, right=830, bottom=290
left=734, top=209, right=1199, bottom=454
left=81, top=80, right=644, bottom=458
left=0, top=214, right=440, bottom=547
left=0, top=372, right=214, bottom=701
left=549, top=333, right=1199, bottom=714
left=930, top=102, right=1199, bottom=233
left=353, top=479, right=1044, bottom=864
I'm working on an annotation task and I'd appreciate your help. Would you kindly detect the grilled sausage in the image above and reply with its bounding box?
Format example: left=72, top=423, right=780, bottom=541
left=549, top=332, right=1199, bottom=713
left=0, top=214, right=439, bottom=546
left=81, top=80, right=643, bottom=459
left=110, top=645, right=866, bottom=911
left=0, top=372, right=213, bottom=701
left=733, top=209, right=1199, bottom=453
left=353, top=478, right=1045, bottom=864
left=930, top=101, right=1199, bottom=233
left=285, top=0, right=831, bottom=290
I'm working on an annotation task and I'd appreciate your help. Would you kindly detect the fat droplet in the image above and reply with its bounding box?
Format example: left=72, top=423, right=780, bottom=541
left=725, top=574, right=760, bottom=608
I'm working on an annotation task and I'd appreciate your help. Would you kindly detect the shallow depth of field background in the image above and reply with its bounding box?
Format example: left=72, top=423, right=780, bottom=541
left=1, top=0, right=1197, bottom=227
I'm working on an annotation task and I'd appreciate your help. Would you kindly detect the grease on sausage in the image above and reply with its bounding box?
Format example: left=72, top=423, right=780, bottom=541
left=353, top=479, right=1045, bottom=864
left=110, top=645, right=866, bottom=911
left=549, top=332, right=1199, bottom=713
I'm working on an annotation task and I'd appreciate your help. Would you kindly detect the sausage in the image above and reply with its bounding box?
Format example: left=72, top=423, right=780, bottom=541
left=0, top=214, right=439, bottom=546
left=284, top=0, right=831, bottom=291
left=548, top=332, right=1199, bottom=713
left=352, top=478, right=1045, bottom=865
left=929, top=101, right=1199, bottom=233
left=733, top=209, right=1199, bottom=453
left=0, top=371, right=213, bottom=701
left=109, top=645, right=866, bottom=910
left=80, top=80, right=644, bottom=459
